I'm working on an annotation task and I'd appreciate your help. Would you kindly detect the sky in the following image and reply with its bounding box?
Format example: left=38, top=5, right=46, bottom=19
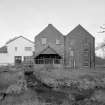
left=0, top=0, right=105, bottom=47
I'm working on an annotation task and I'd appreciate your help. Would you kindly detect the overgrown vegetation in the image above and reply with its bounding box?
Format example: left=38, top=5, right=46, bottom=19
left=1, top=65, right=105, bottom=105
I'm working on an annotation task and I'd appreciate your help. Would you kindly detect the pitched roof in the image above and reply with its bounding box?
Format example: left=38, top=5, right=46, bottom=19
left=35, top=24, right=64, bottom=38
left=35, top=46, right=62, bottom=57
left=40, top=46, right=58, bottom=54
left=0, top=46, right=8, bottom=53
left=67, top=24, right=94, bottom=38
left=6, top=36, right=34, bottom=45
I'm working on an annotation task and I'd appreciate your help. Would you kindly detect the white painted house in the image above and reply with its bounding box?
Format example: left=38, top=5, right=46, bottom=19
left=0, top=36, right=34, bottom=65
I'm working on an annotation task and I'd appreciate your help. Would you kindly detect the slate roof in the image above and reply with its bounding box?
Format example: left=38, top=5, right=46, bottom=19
left=67, top=24, right=94, bottom=38
left=0, top=46, right=8, bottom=53
left=6, top=36, right=34, bottom=45
left=35, top=24, right=64, bottom=38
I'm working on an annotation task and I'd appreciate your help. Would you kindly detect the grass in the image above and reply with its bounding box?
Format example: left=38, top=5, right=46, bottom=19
left=0, top=69, right=24, bottom=91
left=34, top=67, right=105, bottom=81
left=0, top=65, right=105, bottom=105
left=0, top=89, right=38, bottom=105
left=0, top=87, right=70, bottom=105
left=0, top=65, right=105, bottom=91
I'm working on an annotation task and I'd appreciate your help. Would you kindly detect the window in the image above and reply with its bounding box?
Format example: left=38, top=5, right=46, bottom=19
left=42, top=38, right=47, bottom=45
left=24, top=56, right=32, bottom=62
left=70, top=39, right=75, bottom=45
left=70, top=50, right=74, bottom=56
left=25, top=47, right=32, bottom=51
left=15, top=56, right=22, bottom=64
left=15, top=47, right=18, bottom=51
left=69, top=48, right=74, bottom=56
left=56, top=39, right=60, bottom=45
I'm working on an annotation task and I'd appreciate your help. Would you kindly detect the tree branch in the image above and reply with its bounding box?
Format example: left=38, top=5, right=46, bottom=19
left=98, top=31, right=105, bottom=33
left=100, top=26, right=105, bottom=29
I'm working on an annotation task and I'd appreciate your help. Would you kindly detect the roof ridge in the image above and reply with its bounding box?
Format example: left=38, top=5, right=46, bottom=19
left=35, top=24, right=64, bottom=37
left=35, top=45, right=61, bottom=57
left=66, top=24, right=94, bottom=38
left=6, top=36, right=34, bottom=45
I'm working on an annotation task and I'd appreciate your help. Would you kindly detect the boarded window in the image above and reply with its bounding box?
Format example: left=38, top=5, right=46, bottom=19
left=70, top=50, right=74, bottom=56
left=70, top=39, right=75, bottom=45
left=42, top=38, right=47, bottom=45
left=56, top=39, right=60, bottom=44
left=82, top=48, right=89, bottom=67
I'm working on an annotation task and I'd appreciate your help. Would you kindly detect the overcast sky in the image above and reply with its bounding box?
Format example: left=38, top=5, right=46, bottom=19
left=0, top=0, right=105, bottom=47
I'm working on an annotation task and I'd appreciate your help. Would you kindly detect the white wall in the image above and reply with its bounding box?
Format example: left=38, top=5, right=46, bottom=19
left=0, top=53, right=9, bottom=65
left=0, top=37, right=34, bottom=65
